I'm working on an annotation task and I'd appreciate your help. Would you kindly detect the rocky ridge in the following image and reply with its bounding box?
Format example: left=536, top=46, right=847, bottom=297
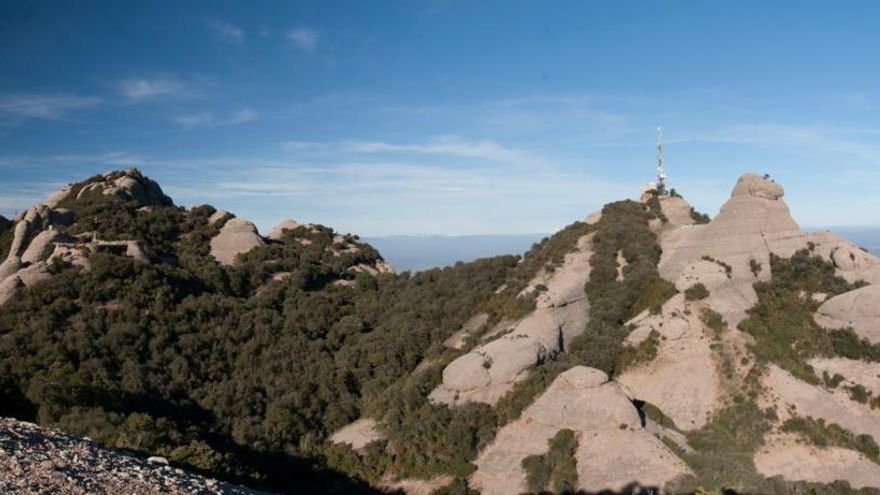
left=6, top=169, right=880, bottom=493
left=330, top=173, right=880, bottom=492
left=471, top=366, right=689, bottom=494
left=429, top=233, right=594, bottom=406
left=0, top=168, right=393, bottom=306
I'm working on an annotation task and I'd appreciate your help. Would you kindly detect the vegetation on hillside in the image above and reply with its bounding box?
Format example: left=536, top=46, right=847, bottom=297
left=496, top=200, right=677, bottom=424
left=739, top=249, right=872, bottom=384
left=783, top=416, right=880, bottom=464
left=521, top=429, right=579, bottom=494
left=0, top=172, right=524, bottom=492
left=5, top=172, right=880, bottom=494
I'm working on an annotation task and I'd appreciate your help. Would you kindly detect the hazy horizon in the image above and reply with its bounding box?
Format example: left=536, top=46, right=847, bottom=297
left=367, top=227, right=880, bottom=272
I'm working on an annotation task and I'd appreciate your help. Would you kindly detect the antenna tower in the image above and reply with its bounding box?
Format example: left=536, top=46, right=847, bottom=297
left=656, top=125, right=667, bottom=194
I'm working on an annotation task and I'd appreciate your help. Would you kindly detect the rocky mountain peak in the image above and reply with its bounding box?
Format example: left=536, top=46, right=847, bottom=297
left=0, top=169, right=393, bottom=305
left=59, top=167, right=174, bottom=209
left=730, top=172, right=785, bottom=200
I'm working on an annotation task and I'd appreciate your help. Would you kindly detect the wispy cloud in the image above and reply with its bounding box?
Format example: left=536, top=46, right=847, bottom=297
left=674, top=124, right=880, bottom=166
left=209, top=20, right=245, bottom=44
left=156, top=157, right=631, bottom=235
left=117, top=78, right=185, bottom=100
left=175, top=108, right=257, bottom=128
left=283, top=136, right=536, bottom=163
left=0, top=94, right=101, bottom=119
left=0, top=150, right=144, bottom=168
left=287, top=27, right=319, bottom=53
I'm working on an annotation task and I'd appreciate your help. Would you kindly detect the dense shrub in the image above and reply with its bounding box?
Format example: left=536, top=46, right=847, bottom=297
left=690, top=207, right=711, bottom=224
left=671, top=398, right=772, bottom=493
left=783, top=416, right=880, bottom=463
left=739, top=250, right=873, bottom=384
left=620, top=330, right=660, bottom=370
left=685, top=283, right=710, bottom=301
left=521, top=428, right=579, bottom=494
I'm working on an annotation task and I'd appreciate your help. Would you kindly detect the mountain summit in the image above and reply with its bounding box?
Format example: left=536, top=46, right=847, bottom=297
left=2, top=170, right=880, bottom=494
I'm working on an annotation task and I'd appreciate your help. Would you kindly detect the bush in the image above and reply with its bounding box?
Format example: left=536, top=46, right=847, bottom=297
left=521, top=429, right=578, bottom=494
left=689, top=208, right=711, bottom=224
left=739, top=250, right=873, bottom=384
left=782, top=416, right=880, bottom=463
left=620, top=330, right=660, bottom=370
left=685, top=283, right=710, bottom=301
left=672, top=399, right=772, bottom=492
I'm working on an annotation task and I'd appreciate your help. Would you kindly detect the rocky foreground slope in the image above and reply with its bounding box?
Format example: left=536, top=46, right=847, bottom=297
left=0, top=417, right=261, bottom=494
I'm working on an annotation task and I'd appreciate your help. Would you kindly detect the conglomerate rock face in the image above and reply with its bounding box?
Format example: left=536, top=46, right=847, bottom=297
left=430, top=234, right=594, bottom=406
left=618, top=293, right=721, bottom=431
left=0, top=418, right=262, bottom=495
left=756, top=433, right=880, bottom=489
left=658, top=196, right=696, bottom=226
left=0, top=169, right=394, bottom=307
left=0, top=169, right=175, bottom=305
left=814, top=284, right=880, bottom=343
left=267, top=219, right=303, bottom=241
left=209, top=218, right=267, bottom=265
left=71, top=169, right=173, bottom=207
left=658, top=173, right=880, bottom=327
left=470, top=366, right=690, bottom=494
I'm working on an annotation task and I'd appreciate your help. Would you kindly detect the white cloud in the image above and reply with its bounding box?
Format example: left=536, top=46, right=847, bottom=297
left=287, top=27, right=319, bottom=53
left=175, top=108, right=257, bottom=128
left=155, top=157, right=631, bottom=236
left=0, top=150, right=144, bottom=168
left=674, top=124, right=880, bottom=166
left=117, top=78, right=184, bottom=100
left=210, top=20, right=245, bottom=44
left=282, top=136, right=536, bottom=163
left=0, top=94, right=101, bottom=119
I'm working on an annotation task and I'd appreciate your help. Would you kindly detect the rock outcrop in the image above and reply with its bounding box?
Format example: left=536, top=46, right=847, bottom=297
left=43, top=185, right=71, bottom=208
left=430, top=234, right=594, bottom=406
left=658, top=174, right=880, bottom=327
left=659, top=196, right=696, bottom=226
left=73, top=169, right=172, bottom=207
left=268, top=219, right=303, bottom=241
left=809, top=357, right=880, bottom=395
left=814, top=284, right=880, bottom=343
left=470, top=367, right=689, bottom=494
left=210, top=219, right=266, bottom=265
left=443, top=313, right=490, bottom=350
left=20, top=229, right=71, bottom=264
left=329, top=418, right=385, bottom=452
left=763, top=365, right=880, bottom=443
left=0, top=417, right=261, bottom=494
left=756, top=434, right=880, bottom=489
left=0, top=169, right=176, bottom=305
left=618, top=294, right=722, bottom=430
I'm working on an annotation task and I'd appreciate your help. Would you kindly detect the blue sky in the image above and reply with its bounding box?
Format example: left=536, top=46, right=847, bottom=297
left=2, top=1, right=880, bottom=235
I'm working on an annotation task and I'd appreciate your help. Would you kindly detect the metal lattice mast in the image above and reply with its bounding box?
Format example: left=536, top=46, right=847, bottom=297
left=656, top=125, right=667, bottom=194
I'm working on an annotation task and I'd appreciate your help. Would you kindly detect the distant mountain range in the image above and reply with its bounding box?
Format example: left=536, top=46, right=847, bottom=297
left=368, top=227, right=880, bottom=272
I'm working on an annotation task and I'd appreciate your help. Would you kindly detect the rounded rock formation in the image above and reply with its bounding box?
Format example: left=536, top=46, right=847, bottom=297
left=268, top=219, right=303, bottom=241
left=814, top=285, right=880, bottom=343
left=209, top=219, right=266, bottom=265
